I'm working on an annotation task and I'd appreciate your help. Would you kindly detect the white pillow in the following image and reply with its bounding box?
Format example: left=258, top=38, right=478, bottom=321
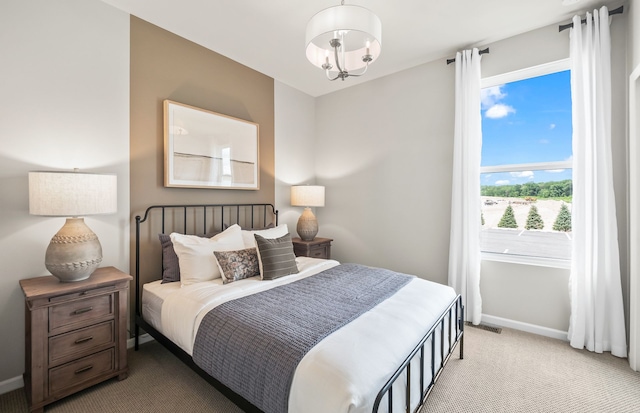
left=171, top=224, right=245, bottom=286
left=241, top=224, right=289, bottom=248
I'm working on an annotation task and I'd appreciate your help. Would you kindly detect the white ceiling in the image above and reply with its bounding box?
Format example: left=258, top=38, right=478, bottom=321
left=100, top=0, right=621, bottom=97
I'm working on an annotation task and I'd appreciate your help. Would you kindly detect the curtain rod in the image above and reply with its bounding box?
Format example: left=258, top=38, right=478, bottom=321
left=558, top=5, right=623, bottom=32
left=446, top=47, right=489, bottom=65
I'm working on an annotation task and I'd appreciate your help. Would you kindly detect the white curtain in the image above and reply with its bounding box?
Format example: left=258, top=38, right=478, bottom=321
left=568, top=6, right=627, bottom=357
left=448, top=48, right=482, bottom=325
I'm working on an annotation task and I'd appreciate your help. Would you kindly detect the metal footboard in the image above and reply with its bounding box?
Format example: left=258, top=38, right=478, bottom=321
left=372, top=295, right=464, bottom=413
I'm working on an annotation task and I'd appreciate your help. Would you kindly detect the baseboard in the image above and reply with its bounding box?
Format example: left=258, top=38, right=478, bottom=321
left=0, top=375, right=23, bottom=396
left=481, top=314, right=569, bottom=341
left=126, top=333, right=154, bottom=349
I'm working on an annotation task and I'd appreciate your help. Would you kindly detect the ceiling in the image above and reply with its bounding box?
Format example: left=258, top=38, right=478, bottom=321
left=100, top=0, right=621, bottom=97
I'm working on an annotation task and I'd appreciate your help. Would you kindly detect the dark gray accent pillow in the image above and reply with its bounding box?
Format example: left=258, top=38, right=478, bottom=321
left=159, top=233, right=180, bottom=284
left=214, top=248, right=260, bottom=284
left=254, top=233, right=299, bottom=281
left=159, top=231, right=222, bottom=284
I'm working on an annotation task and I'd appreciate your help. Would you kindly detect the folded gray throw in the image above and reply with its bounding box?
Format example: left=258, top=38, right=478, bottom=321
left=192, top=263, right=412, bottom=413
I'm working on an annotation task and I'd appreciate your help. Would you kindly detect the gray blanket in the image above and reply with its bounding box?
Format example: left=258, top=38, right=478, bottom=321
left=192, top=263, right=412, bottom=413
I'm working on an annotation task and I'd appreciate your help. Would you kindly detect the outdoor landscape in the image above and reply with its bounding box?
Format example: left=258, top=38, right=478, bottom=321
left=480, top=180, right=572, bottom=260
left=482, top=198, right=572, bottom=232
left=479, top=70, right=573, bottom=259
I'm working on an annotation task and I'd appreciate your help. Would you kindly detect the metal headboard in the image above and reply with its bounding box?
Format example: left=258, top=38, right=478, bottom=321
left=134, top=203, right=278, bottom=320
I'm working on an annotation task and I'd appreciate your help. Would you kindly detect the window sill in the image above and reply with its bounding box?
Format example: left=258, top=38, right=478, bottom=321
left=481, top=252, right=571, bottom=269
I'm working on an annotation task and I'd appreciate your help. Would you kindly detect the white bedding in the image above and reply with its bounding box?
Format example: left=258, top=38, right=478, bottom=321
left=142, top=257, right=457, bottom=413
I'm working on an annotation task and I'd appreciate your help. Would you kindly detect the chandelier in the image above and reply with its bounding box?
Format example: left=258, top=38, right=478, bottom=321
left=305, top=1, right=382, bottom=81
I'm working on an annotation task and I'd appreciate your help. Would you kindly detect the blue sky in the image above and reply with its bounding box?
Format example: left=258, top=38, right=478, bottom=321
left=481, top=70, right=572, bottom=186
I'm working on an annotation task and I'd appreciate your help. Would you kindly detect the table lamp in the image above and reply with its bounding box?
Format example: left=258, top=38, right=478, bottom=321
left=28, top=170, right=117, bottom=282
left=291, top=185, right=325, bottom=241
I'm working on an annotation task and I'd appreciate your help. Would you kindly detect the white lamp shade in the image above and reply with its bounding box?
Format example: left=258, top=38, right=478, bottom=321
left=29, top=171, right=117, bottom=216
left=306, top=4, right=382, bottom=71
left=291, top=185, right=325, bottom=207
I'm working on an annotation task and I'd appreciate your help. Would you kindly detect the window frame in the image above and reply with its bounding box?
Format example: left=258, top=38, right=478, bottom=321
left=480, top=58, right=572, bottom=269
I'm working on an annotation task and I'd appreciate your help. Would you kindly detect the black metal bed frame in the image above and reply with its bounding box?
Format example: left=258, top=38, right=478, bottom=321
left=133, top=203, right=464, bottom=413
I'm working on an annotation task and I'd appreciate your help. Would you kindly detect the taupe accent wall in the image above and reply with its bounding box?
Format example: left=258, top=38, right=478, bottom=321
left=129, top=16, right=274, bottom=325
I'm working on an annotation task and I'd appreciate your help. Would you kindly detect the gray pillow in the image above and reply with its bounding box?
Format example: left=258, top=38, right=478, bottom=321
left=254, top=233, right=299, bottom=280
left=159, top=233, right=180, bottom=283
left=214, top=248, right=260, bottom=284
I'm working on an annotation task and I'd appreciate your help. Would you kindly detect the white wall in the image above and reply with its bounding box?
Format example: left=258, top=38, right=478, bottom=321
left=314, top=18, right=630, bottom=334
left=274, top=82, right=317, bottom=233
left=315, top=61, right=455, bottom=285
left=0, top=0, right=130, bottom=388
left=631, top=0, right=640, bottom=69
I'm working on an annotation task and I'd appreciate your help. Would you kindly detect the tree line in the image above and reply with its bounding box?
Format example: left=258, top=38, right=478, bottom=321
left=481, top=179, right=572, bottom=199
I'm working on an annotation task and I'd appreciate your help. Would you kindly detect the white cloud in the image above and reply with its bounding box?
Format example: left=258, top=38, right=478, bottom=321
left=495, top=179, right=510, bottom=185
left=546, top=169, right=566, bottom=173
left=480, top=86, right=506, bottom=109
left=549, top=123, right=556, bottom=130
left=510, top=171, right=534, bottom=179
left=481, top=85, right=516, bottom=119
left=539, top=139, right=550, bottom=144
left=485, top=104, right=516, bottom=119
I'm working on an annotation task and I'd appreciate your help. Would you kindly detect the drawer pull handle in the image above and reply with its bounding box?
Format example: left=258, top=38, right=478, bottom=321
left=74, top=365, right=93, bottom=374
left=72, top=307, right=93, bottom=315
left=74, top=336, right=94, bottom=344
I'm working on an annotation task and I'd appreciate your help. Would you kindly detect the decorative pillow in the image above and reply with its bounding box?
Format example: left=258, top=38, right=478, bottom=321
left=242, top=224, right=289, bottom=249
left=158, top=230, right=222, bottom=284
left=159, top=233, right=180, bottom=284
left=254, top=233, right=299, bottom=280
left=171, top=224, right=245, bottom=286
left=214, top=248, right=260, bottom=284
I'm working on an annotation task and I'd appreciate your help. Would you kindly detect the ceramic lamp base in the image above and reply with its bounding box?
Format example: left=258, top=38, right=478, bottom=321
left=296, top=207, right=319, bottom=241
left=45, top=217, right=103, bottom=282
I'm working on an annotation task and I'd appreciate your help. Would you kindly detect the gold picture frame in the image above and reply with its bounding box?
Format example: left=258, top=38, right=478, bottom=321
left=164, top=100, right=259, bottom=190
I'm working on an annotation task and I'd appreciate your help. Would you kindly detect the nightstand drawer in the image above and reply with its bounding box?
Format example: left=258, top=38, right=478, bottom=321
left=49, top=285, right=116, bottom=304
left=308, top=245, right=329, bottom=258
left=49, top=348, right=114, bottom=394
left=49, top=294, right=113, bottom=333
left=49, top=321, right=114, bottom=365
left=292, top=237, right=333, bottom=260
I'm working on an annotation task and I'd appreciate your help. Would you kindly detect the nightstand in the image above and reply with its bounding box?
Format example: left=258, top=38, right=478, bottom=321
left=19, top=267, right=132, bottom=413
left=292, top=237, right=333, bottom=259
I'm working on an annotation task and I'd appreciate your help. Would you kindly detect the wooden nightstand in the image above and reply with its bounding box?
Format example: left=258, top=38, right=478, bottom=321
left=19, top=267, right=132, bottom=413
left=292, top=237, right=333, bottom=259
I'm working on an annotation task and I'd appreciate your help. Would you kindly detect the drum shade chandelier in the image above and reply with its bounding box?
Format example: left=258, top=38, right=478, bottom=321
left=305, top=0, right=382, bottom=81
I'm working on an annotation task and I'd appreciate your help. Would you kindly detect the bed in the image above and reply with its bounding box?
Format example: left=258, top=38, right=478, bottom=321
left=134, top=203, right=464, bottom=413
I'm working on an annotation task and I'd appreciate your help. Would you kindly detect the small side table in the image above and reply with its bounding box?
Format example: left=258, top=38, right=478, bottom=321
left=20, top=267, right=132, bottom=413
left=292, top=237, right=333, bottom=259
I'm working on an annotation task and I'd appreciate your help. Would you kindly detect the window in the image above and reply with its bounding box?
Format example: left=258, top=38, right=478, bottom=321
left=480, top=60, right=572, bottom=268
left=221, top=147, right=232, bottom=176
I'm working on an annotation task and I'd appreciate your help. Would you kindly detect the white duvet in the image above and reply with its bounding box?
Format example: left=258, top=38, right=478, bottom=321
left=151, top=257, right=457, bottom=413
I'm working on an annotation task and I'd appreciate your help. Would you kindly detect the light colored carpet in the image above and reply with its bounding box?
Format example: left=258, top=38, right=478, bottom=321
left=422, top=326, right=640, bottom=412
left=2, top=326, right=639, bottom=412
